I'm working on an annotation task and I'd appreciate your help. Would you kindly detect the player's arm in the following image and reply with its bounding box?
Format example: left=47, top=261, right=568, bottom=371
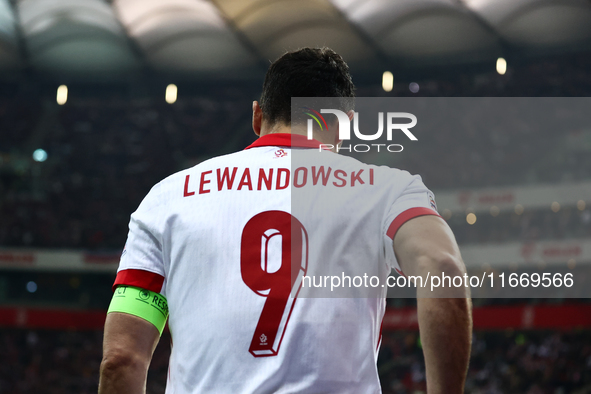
left=99, top=312, right=159, bottom=394
left=99, top=286, right=168, bottom=394
left=393, top=215, right=472, bottom=394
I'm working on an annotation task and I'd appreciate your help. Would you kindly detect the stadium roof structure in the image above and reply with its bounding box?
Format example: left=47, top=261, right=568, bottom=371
left=1, top=0, right=591, bottom=81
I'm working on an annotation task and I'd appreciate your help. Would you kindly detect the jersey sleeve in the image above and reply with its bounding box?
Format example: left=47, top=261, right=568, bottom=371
left=113, top=184, right=166, bottom=293
left=382, top=174, right=440, bottom=274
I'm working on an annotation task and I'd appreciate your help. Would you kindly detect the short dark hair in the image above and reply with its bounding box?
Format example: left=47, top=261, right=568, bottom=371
left=259, top=47, right=355, bottom=126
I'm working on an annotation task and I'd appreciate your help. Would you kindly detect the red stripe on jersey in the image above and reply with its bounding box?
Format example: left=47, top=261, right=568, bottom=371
left=244, top=133, right=324, bottom=149
left=386, top=207, right=440, bottom=240
left=112, top=269, right=165, bottom=293
left=377, top=315, right=384, bottom=351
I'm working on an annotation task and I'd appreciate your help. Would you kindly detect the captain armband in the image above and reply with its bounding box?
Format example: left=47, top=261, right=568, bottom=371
left=108, top=285, right=169, bottom=335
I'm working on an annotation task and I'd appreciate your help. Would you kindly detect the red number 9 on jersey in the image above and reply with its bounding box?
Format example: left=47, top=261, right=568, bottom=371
left=240, top=210, right=308, bottom=357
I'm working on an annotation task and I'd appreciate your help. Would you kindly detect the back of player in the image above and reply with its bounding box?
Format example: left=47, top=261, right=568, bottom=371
left=115, top=133, right=439, bottom=393
left=101, top=48, right=471, bottom=394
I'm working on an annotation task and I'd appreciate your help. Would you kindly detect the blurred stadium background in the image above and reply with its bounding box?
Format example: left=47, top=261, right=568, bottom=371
left=1, top=0, right=591, bottom=393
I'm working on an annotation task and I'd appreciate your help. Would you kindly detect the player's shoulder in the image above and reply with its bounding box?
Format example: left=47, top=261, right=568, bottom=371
left=160, top=151, right=246, bottom=185
left=313, top=150, right=417, bottom=183
left=136, top=150, right=247, bottom=211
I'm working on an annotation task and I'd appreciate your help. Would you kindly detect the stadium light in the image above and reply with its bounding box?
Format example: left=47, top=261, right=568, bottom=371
left=514, top=204, right=524, bottom=215
left=166, top=84, right=178, bottom=104
left=382, top=71, right=393, bottom=92
left=551, top=202, right=560, bottom=212
left=56, top=85, right=68, bottom=105
left=577, top=200, right=586, bottom=210
left=32, top=148, right=47, bottom=162
left=26, top=281, right=37, bottom=293
left=496, top=57, right=507, bottom=75
left=409, top=82, right=419, bottom=93
left=466, top=213, right=477, bottom=225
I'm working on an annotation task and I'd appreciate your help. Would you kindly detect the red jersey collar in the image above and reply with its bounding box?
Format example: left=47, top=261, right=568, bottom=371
left=245, top=133, right=324, bottom=150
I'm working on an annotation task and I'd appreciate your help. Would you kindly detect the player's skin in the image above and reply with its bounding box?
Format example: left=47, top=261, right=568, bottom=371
left=99, top=101, right=472, bottom=393
left=393, top=214, right=472, bottom=394
left=99, top=312, right=159, bottom=394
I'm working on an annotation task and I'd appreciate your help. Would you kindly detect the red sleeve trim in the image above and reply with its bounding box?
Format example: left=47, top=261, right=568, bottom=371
left=386, top=207, right=440, bottom=240
left=112, top=269, right=165, bottom=293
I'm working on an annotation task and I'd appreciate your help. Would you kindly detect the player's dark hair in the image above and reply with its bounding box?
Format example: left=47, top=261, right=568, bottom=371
left=260, top=47, right=355, bottom=126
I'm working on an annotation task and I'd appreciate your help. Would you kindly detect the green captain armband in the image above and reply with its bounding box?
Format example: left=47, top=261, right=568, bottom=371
left=108, top=285, right=169, bottom=335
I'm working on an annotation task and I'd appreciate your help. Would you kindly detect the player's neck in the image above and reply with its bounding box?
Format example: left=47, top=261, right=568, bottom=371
left=259, top=122, right=292, bottom=137
left=259, top=124, right=337, bottom=147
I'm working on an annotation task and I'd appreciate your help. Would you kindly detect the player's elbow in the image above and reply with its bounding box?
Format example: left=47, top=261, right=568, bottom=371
left=418, top=252, right=466, bottom=277
left=100, top=348, right=145, bottom=378
left=438, top=254, right=466, bottom=277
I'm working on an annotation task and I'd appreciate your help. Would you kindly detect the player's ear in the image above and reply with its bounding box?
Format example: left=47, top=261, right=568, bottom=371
left=252, top=101, right=263, bottom=137
left=347, top=110, right=354, bottom=122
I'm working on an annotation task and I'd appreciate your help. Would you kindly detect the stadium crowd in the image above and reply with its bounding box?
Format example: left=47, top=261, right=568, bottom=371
left=451, top=207, right=591, bottom=244
left=1, top=45, right=591, bottom=394
left=0, top=93, right=253, bottom=250
left=0, top=328, right=589, bottom=394
left=2, top=54, right=591, bottom=250
left=379, top=329, right=591, bottom=394
left=0, top=329, right=169, bottom=394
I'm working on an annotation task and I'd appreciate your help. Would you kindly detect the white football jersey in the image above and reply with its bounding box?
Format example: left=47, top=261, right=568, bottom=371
left=114, top=133, right=439, bottom=393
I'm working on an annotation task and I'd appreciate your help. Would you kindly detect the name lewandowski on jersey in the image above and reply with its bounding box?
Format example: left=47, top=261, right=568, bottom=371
left=182, top=165, right=376, bottom=195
